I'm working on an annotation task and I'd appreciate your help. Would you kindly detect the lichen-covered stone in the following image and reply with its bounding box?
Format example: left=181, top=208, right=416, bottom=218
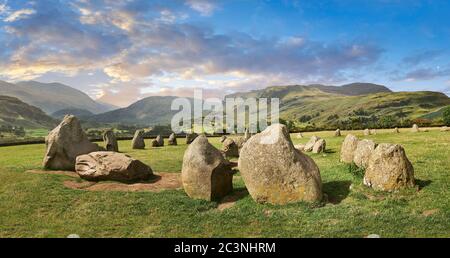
left=238, top=124, right=322, bottom=204
left=363, top=143, right=415, bottom=191
left=181, top=135, right=233, bottom=201
left=340, top=134, right=359, bottom=163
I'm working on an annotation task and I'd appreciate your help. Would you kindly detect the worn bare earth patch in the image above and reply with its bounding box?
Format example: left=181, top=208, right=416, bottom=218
left=27, top=169, right=182, bottom=192
left=64, top=172, right=182, bottom=192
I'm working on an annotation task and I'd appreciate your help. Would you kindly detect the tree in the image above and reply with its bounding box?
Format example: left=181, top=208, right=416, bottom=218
left=378, top=115, right=396, bottom=128
left=443, top=106, right=450, bottom=126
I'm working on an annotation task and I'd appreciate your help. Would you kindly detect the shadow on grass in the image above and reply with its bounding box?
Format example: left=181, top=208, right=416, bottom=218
left=415, top=179, right=432, bottom=190
left=220, top=188, right=249, bottom=203
left=120, top=174, right=162, bottom=184
left=323, top=180, right=352, bottom=204
left=324, top=149, right=336, bottom=154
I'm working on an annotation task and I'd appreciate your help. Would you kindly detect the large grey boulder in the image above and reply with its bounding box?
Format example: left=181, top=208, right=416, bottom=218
left=181, top=135, right=233, bottom=201
left=131, top=130, right=145, bottom=149
left=363, top=144, right=415, bottom=191
left=43, top=115, right=101, bottom=171
left=103, top=129, right=118, bottom=152
left=168, top=133, right=177, bottom=145
left=75, top=151, right=153, bottom=183
left=304, top=136, right=321, bottom=152
left=411, top=124, right=420, bottom=132
left=312, top=138, right=326, bottom=154
left=186, top=132, right=198, bottom=144
left=222, top=138, right=239, bottom=158
left=353, top=139, right=377, bottom=168
left=238, top=124, right=323, bottom=204
left=340, top=134, right=359, bottom=163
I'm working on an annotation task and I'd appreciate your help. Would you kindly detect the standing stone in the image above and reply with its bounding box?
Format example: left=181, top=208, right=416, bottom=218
left=441, top=126, right=449, bottom=132
left=238, top=124, right=323, bottom=204
left=296, top=132, right=303, bottom=138
left=363, top=144, right=415, bottom=191
left=186, top=132, right=198, bottom=144
left=181, top=135, right=233, bottom=201
left=370, top=129, right=377, bottom=135
left=353, top=139, right=377, bottom=168
left=103, top=129, right=118, bottom=152
left=312, top=139, right=326, bottom=154
left=222, top=138, right=239, bottom=158
left=411, top=124, right=420, bottom=132
left=156, top=135, right=164, bottom=146
left=393, top=127, right=400, bottom=133
left=363, top=128, right=371, bottom=136
left=340, top=134, right=359, bottom=163
left=304, top=136, right=321, bottom=152
left=335, top=129, right=341, bottom=137
left=234, top=136, right=247, bottom=152
left=132, top=130, right=145, bottom=149
left=294, top=144, right=305, bottom=151
left=168, top=133, right=177, bottom=145
left=151, top=139, right=159, bottom=147
left=75, top=151, right=153, bottom=182
left=43, top=115, right=101, bottom=171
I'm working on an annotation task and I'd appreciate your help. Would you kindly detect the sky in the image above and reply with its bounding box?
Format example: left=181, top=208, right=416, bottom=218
left=0, top=0, right=449, bottom=107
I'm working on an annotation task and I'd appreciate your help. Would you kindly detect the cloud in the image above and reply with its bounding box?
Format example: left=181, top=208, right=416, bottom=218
left=0, top=0, right=384, bottom=106
left=185, top=0, right=217, bottom=16
left=394, top=67, right=450, bottom=81
left=402, top=49, right=444, bottom=66
left=4, top=8, right=35, bottom=22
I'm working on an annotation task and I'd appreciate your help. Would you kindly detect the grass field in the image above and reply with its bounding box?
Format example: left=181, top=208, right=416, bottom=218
left=0, top=128, right=449, bottom=237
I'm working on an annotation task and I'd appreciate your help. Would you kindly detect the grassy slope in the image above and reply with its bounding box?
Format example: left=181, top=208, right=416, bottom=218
left=0, top=95, right=57, bottom=129
left=0, top=129, right=449, bottom=237
left=281, top=91, right=450, bottom=124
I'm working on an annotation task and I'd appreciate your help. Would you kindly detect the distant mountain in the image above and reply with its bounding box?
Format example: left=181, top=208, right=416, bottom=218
left=87, top=83, right=449, bottom=128
left=0, top=80, right=117, bottom=114
left=314, top=83, right=392, bottom=96
left=226, top=82, right=391, bottom=99
left=0, top=95, right=57, bottom=129
left=51, top=108, right=94, bottom=120
left=226, top=83, right=450, bottom=129
left=88, top=96, right=189, bottom=126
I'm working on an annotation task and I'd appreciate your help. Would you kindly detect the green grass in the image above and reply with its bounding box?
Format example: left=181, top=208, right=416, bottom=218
left=0, top=129, right=449, bottom=237
left=25, top=128, right=49, bottom=138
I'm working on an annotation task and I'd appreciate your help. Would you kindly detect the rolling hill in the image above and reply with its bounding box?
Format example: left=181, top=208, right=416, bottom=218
left=88, top=96, right=190, bottom=126
left=0, top=95, right=57, bottom=129
left=0, top=80, right=117, bottom=114
left=226, top=83, right=450, bottom=129
left=2, top=80, right=446, bottom=130
left=51, top=108, right=94, bottom=120
left=85, top=83, right=449, bottom=129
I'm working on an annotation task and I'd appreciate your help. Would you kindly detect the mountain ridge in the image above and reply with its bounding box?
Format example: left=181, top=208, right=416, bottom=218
left=0, top=80, right=117, bottom=114
left=0, top=95, right=57, bottom=129
left=225, top=82, right=392, bottom=99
